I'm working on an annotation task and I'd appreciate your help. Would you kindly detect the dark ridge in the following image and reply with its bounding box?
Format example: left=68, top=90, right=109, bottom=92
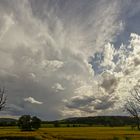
left=43, top=116, right=135, bottom=126
left=0, top=118, right=17, bottom=126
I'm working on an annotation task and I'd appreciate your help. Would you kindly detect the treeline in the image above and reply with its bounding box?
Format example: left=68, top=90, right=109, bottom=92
left=43, top=116, right=136, bottom=127
left=0, top=116, right=136, bottom=127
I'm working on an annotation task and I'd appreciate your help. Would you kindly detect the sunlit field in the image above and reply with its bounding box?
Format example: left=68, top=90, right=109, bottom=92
left=0, top=126, right=140, bottom=140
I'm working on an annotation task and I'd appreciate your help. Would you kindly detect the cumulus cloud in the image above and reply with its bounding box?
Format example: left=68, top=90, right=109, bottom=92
left=64, top=33, right=140, bottom=117
left=24, top=97, right=43, bottom=104
left=52, top=83, right=65, bottom=92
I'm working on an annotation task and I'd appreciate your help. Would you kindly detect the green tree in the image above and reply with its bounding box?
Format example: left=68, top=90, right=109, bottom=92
left=18, top=115, right=41, bottom=131
left=31, top=116, right=41, bottom=130
left=18, top=115, right=32, bottom=131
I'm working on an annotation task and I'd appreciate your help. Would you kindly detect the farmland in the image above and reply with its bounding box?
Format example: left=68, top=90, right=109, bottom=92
left=0, top=126, right=140, bottom=140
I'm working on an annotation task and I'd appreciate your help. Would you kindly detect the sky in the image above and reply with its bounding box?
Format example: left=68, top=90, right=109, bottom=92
left=0, top=0, right=140, bottom=120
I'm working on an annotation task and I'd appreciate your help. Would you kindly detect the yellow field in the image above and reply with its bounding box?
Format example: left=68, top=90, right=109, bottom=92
left=0, top=127, right=140, bottom=140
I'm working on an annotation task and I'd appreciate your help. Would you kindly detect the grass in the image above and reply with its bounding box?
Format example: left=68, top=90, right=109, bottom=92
left=0, top=126, right=140, bottom=140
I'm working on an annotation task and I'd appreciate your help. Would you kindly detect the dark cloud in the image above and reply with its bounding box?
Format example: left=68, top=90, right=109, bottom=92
left=66, top=96, right=95, bottom=109
left=65, top=93, right=118, bottom=113
left=94, top=95, right=118, bottom=110
left=101, top=72, right=118, bottom=94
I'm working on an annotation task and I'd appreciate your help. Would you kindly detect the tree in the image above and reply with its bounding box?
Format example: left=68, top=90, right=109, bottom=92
left=125, top=86, right=140, bottom=130
left=31, top=116, right=41, bottom=130
left=18, top=115, right=41, bottom=131
left=18, top=115, right=32, bottom=131
left=125, top=100, right=140, bottom=129
left=0, top=87, right=7, bottom=111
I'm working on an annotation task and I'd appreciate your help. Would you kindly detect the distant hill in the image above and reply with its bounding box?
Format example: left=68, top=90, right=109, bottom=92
left=45, top=116, right=135, bottom=126
left=0, top=118, right=17, bottom=126
left=0, top=118, right=17, bottom=122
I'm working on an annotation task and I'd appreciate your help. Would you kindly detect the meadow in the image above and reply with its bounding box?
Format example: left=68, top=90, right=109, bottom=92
left=0, top=126, right=140, bottom=140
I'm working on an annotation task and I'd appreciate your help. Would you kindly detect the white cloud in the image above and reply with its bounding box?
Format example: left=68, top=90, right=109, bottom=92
left=101, top=43, right=115, bottom=69
left=44, top=60, right=64, bottom=71
left=52, top=83, right=65, bottom=92
left=24, top=97, right=43, bottom=105
left=0, top=13, right=15, bottom=41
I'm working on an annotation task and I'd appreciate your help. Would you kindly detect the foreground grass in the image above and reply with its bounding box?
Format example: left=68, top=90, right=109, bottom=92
left=0, top=126, right=140, bottom=140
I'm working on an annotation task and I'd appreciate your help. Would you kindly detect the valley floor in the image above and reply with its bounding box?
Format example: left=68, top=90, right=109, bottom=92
left=0, top=127, right=140, bottom=140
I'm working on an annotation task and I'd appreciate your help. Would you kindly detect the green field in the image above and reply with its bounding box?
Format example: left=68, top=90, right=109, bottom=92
left=0, top=126, right=140, bottom=140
